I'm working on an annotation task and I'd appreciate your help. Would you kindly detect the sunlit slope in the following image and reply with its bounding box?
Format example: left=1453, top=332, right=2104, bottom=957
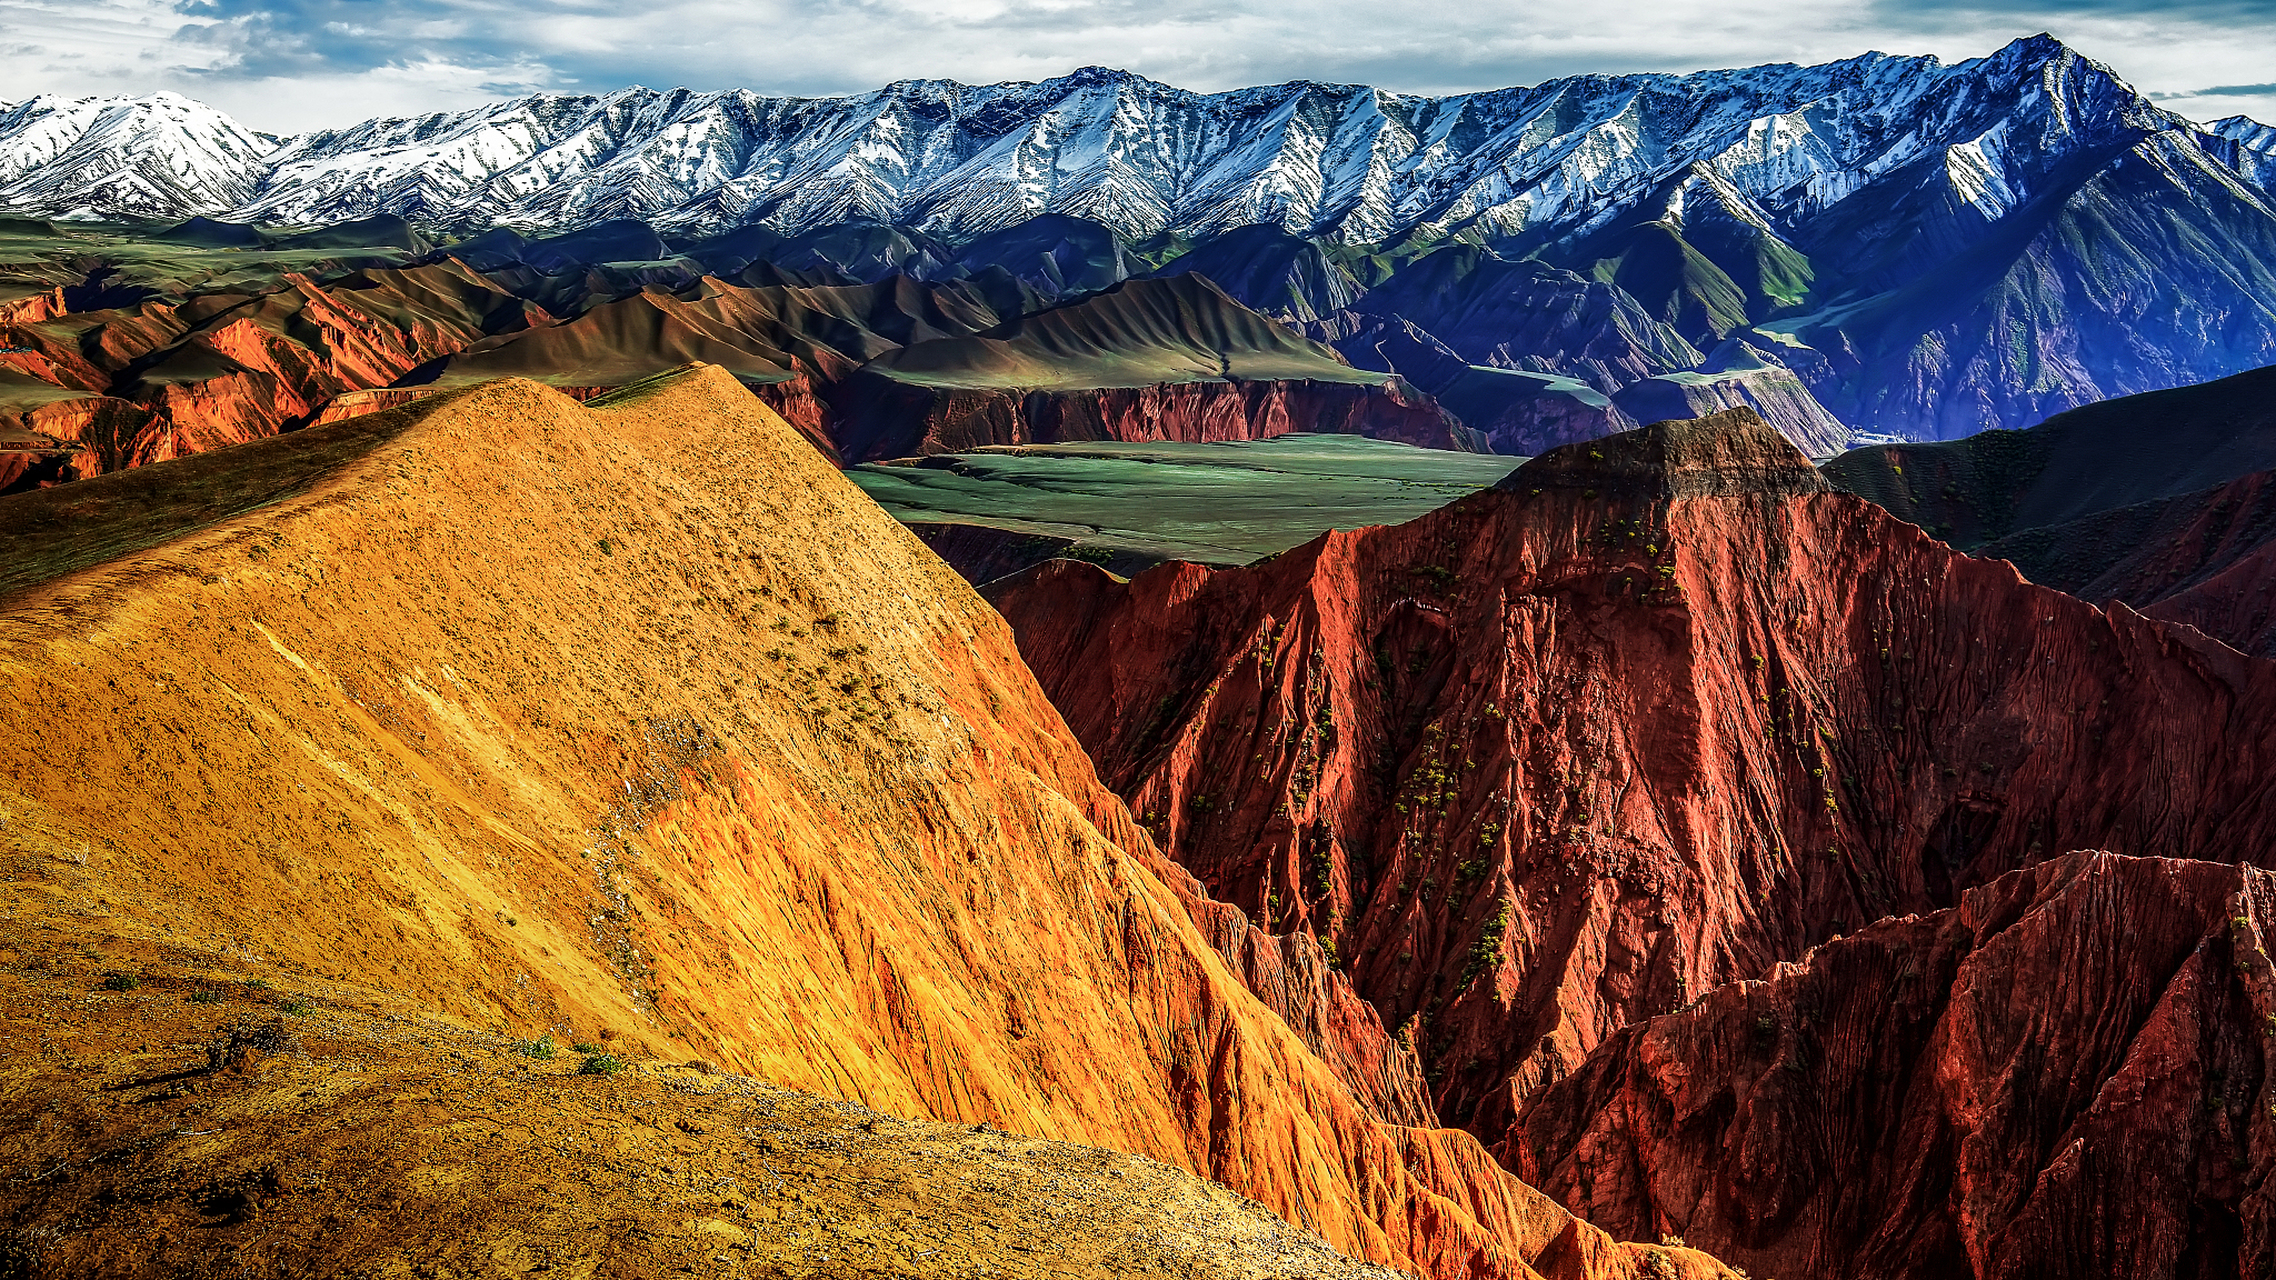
left=0, top=365, right=1714, bottom=1280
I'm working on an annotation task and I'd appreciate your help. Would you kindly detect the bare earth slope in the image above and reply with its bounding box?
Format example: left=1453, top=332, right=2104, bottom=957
left=0, top=364, right=1718, bottom=1279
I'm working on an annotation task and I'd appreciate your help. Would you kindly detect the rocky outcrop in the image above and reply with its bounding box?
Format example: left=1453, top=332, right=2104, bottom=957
left=1509, top=852, right=2276, bottom=1280
left=0, top=365, right=1724, bottom=1280
left=987, top=407, right=2276, bottom=1154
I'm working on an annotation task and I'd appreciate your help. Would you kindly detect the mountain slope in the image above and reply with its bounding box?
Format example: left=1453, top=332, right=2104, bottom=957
left=1513, top=852, right=2276, bottom=1280
left=0, top=39, right=2231, bottom=253
left=0, top=363, right=1716, bottom=1280
left=837, top=275, right=1474, bottom=459
left=0, top=92, right=272, bottom=220
left=0, top=942, right=1405, bottom=1280
left=1823, top=364, right=2276, bottom=547
left=1152, top=225, right=1366, bottom=321
left=987, top=408, right=2276, bottom=1161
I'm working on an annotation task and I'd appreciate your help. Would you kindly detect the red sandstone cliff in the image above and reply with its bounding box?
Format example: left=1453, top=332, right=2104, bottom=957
left=1509, top=851, right=2276, bottom=1279
left=988, top=409, right=2276, bottom=1153
left=0, top=262, right=544, bottom=481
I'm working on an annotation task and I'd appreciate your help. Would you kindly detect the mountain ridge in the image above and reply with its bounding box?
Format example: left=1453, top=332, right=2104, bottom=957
left=0, top=37, right=2212, bottom=243
left=6, top=35, right=2276, bottom=440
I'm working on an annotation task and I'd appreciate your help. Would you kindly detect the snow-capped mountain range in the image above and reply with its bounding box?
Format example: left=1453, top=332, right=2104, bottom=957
left=3, top=34, right=2273, bottom=443
left=0, top=34, right=2257, bottom=249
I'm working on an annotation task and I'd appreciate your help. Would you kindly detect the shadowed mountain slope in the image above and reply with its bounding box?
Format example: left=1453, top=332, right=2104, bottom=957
left=1323, top=247, right=1701, bottom=396
left=1825, top=364, right=2276, bottom=654
left=866, top=274, right=1390, bottom=391
left=0, top=363, right=1720, bottom=1280
left=1824, top=364, right=2276, bottom=543
left=1152, top=225, right=1366, bottom=322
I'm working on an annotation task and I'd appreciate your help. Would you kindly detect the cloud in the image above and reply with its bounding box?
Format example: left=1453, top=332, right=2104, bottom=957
left=5, top=0, right=2276, bottom=132
left=2192, top=82, right=2276, bottom=97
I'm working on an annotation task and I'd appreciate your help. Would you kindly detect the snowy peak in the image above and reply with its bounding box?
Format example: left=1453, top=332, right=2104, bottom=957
left=0, top=36, right=2260, bottom=249
left=0, top=92, right=276, bottom=220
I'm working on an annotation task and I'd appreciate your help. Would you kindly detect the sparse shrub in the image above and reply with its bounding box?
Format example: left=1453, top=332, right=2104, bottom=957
left=571, top=1041, right=603, bottom=1054
left=188, top=989, right=224, bottom=1004
left=245, top=978, right=271, bottom=990
left=101, top=973, right=140, bottom=992
left=597, top=538, right=614, bottom=556
left=1460, top=899, right=1515, bottom=989
left=520, top=1035, right=559, bottom=1060
left=206, top=1016, right=300, bottom=1072
left=277, top=999, right=312, bottom=1016
left=578, top=1053, right=625, bottom=1077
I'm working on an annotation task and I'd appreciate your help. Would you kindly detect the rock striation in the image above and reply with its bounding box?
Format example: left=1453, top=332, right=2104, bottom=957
left=1510, top=852, right=2276, bottom=1280
left=988, top=406, right=2276, bottom=1164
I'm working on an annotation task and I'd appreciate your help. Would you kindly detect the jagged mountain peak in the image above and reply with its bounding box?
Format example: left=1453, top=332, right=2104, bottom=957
left=3, top=34, right=2233, bottom=249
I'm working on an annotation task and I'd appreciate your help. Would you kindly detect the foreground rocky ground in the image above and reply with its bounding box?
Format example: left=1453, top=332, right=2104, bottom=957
left=0, top=904, right=1412, bottom=1280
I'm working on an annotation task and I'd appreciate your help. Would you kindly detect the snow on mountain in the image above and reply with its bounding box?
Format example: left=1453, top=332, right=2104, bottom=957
left=2, top=35, right=2254, bottom=250
left=2211, top=115, right=2276, bottom=190
left=0, top=92, right=275, bottom=221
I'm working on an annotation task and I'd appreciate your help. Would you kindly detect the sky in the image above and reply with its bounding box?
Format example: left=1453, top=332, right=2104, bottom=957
left=2, top=0, right=2273, bottom=133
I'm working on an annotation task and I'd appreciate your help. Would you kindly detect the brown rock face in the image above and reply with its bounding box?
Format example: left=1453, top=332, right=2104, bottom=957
left=1510, top=852, right=2276, bottom=1280
left=988, top=407, right=2276, bottom=1150
left=0, top=366, right=1720, bottom=1280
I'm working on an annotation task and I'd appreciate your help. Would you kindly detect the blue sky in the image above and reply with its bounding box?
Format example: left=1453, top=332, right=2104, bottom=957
left=3, top=0, right=2272, bottom=131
